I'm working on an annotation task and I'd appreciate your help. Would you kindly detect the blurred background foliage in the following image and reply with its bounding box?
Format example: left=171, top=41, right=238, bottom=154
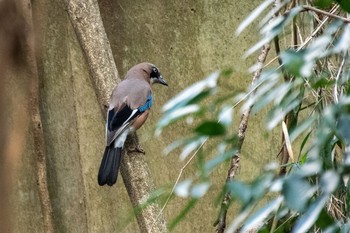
left=155, top=0, right=350, bottom=232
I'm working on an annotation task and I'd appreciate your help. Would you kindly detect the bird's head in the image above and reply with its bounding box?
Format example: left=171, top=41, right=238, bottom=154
left=149, top=65, right=168, bottom=86
left=128, top=62, right=168, bottom=86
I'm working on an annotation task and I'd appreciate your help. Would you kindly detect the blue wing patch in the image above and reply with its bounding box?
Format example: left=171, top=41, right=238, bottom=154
left=108, top=95, right=152, bottom=131
left=138, top=95, right=153, bottom=112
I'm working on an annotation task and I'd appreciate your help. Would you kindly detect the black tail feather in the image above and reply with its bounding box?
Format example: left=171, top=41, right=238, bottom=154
left=98, top=146, right=122, bottom=186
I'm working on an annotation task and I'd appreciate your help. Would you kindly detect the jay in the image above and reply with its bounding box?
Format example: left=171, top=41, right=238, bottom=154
left=98, top=62, right=168, bottom=186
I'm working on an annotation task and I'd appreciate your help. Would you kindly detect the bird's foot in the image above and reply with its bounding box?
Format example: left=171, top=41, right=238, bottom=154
left=128, top=144, right=145, bottom=154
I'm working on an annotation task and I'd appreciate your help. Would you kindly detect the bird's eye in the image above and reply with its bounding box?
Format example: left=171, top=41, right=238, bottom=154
left=152, top=67, right=158, bottom=73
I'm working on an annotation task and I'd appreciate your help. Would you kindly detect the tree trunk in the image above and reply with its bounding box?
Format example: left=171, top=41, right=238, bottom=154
left=20, top=0, right=56, bottom=232
left=61, top=0, right=168, bottom=232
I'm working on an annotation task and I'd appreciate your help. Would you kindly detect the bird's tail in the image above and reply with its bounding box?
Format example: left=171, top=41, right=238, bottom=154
left=98, top=146, right=122, bottom=186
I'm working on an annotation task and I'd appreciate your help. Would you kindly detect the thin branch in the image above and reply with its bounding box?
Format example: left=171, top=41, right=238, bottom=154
left=214, top=42, right=271, bottom=233
left=334, top=53, right=347, bottom=103
left=297, top=5, right=339, bottom=51
left=152, top=79, right=266, bottom=230
left=151, top=138, right=208, bottom=231
left=302, top=5, right=350, bottom=24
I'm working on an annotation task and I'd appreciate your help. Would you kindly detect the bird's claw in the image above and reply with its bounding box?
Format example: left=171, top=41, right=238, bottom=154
left=128, top=144, right=145, bottom=154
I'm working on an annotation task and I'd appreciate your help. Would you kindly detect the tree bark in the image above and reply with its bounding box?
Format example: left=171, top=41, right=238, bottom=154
left=0, top=1, right=28, bottom=232
left=214, top=44, right=271, bottom=233
left=62, top=0, right=168, bottom=232
left=20, top=0, right=56, bottom=232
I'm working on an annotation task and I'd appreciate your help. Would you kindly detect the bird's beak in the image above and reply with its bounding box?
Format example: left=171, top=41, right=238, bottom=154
left=158, top=75, right=168, bottom=86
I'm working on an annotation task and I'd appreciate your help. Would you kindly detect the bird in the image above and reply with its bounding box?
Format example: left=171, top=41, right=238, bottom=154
left=98, top=62, right=168, bottom=186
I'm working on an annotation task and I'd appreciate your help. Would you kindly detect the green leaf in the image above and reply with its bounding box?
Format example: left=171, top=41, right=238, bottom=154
left=296, top=131, right=312, bottom=162
left=341, top=222, right=350, bottom=233
left=315, top=210, right=335, bottom=230
left=311, top=76, right=335, bottom=89
left=282, top=176, right=316, bottom=212
left=162, top=71, right=220, bottom=113
left=156, top=104, right=201, bottom=133
left=337, top=114, right=350, bottom=144
left=333, top=24, right=350, bottom=53
left=174, top=179, right=192, bottom=198
left=179, top=136, right=206, bottom=161
left=336, top=0, right=350, bottom=12
left=320, top=170, right=339, bottom=194
left=204, top=149, right=237, bottom=174
left=195, top=121, right=226, bottom=136
left=293, top=194, right=329, bottom=233
left=281, top=49, right=306, bottom=77
left=191, top=182, right=210, bottom=198
left=236, top=0, right=275, bottom=35
left=290, top=118, right=314, bottom=142
left=314, top=0, right=334, bottom=9
left=245, top=6, right=302, bottom=57
left=346, top=178, right=350, bottom=213
left=240, top=197, right=283, bottom=232
left=227, top=180, right=252, bottom=205
left=218, top=105, right=233, bottom=127
left=250, top=173, right=274, bottom=202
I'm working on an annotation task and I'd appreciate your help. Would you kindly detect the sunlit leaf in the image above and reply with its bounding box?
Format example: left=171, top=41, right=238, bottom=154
left=242, top=70, right=280, bottom=112
left=341, top=222, right=350, bottom=233
left=179, top=136, right=206, bottom=161
left=269, top=178, right=283, bottom=193
left=333, top=24, right=350, bottom=53
left=296, top=160, right=322, bottom=177
left=251, top=83, right=291, bottom=114
left=163, top=137, right=190, bottom=155
left=195, top=121, right=226, bottom=136
left=174, top=179, right=192, bottom=198
left=227, top=180, right=252, bottom=205
left=282, top=176, right=316, bottom=212
left=204, top=149, right=237, bottom=173
left=346, top=178, right=350, bottom=213
left=226, top=205, right=255, bottom=233
left=156, top=104, right=200, bottom=134
left=292, top=194, right=329, bottom=233
left=320, top=170, right=339, bottom=194
left=236, top=0, right=275, bottom=35
left=250, top=173, right=274, bottom=201
left=162, top=71, right=220, bottom=113
left=281, top=49, right=306, bottom=77
left=337, top=114, right=350, bottom=144
left=245, top=7, right=302, bottom=57
left=259, top=0, right=290, bottom=27
left=267, top=98, right=301, bottom=129
left=240, top=196, right=283, bottom=232
left=191, top=182, right=210, bottom=198
left=218, top=105, right=233, bottom=126
left=290, top=117, right=314, bottom=142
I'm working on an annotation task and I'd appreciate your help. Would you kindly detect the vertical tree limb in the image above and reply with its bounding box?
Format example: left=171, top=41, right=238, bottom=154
left=214, top=43, right=271, bottom=233
left=20, top=0, right=55, bottom=232
left=275, top=0, right=300, bottom=176
left=61, top=0, right=168, bottom=232
left=0, top=1, right=26, bottom=231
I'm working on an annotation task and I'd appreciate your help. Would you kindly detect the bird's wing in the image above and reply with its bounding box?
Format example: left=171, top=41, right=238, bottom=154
left=106, top=80, right=152, bottom=146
